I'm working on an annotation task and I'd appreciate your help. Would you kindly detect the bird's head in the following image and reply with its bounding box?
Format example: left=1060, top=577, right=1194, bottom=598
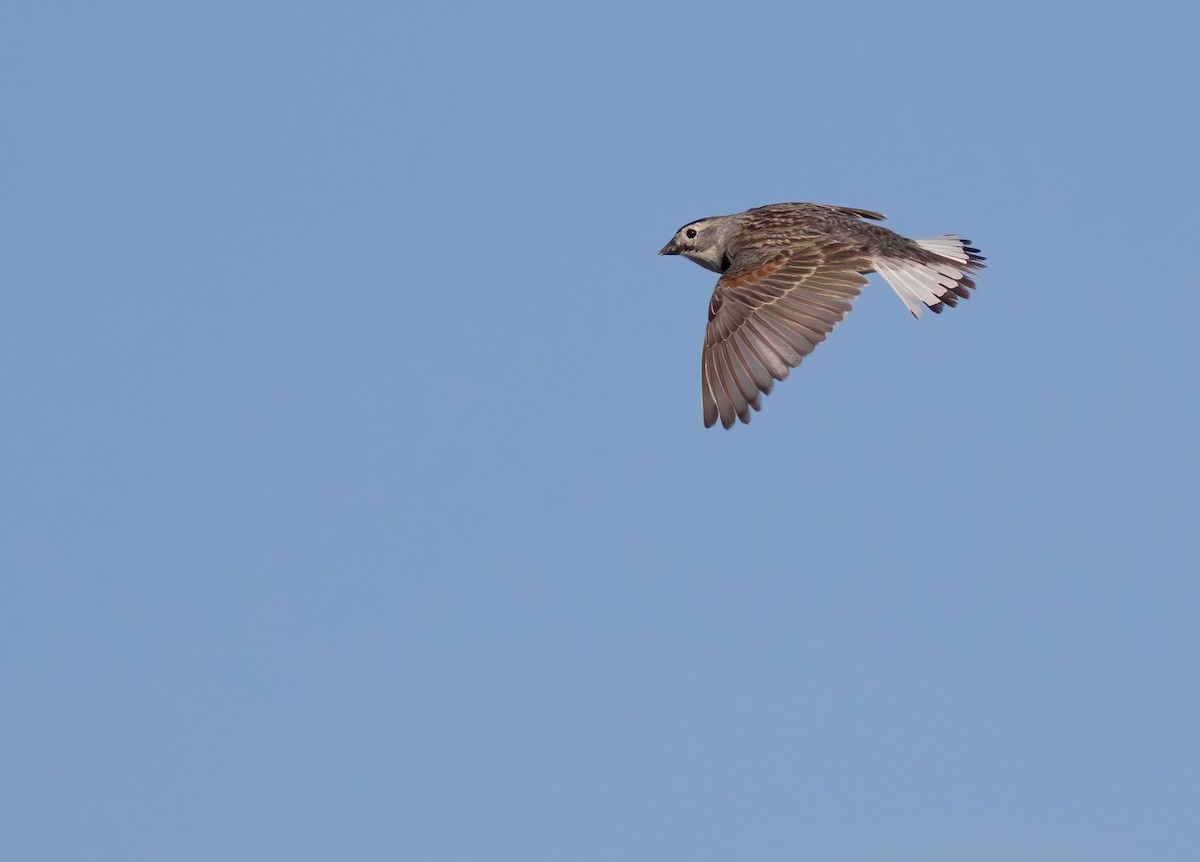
left=658, top=216, right=733, bottom=273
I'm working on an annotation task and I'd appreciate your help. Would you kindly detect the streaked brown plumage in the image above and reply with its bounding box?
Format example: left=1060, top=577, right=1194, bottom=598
left=659, top=202, right=985, bottom=428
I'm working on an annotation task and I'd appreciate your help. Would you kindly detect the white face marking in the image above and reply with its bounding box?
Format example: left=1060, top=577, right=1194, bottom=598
left=677, top=219, right=726, bottom=272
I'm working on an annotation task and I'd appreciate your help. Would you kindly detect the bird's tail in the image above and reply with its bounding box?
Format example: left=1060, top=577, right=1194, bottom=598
left=873, top=236, right=986, bottom=318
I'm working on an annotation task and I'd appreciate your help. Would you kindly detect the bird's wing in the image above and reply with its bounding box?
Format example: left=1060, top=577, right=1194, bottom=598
left=829, top=204, right=886, bottom=221
left=702, top=240, right=870, bottom=428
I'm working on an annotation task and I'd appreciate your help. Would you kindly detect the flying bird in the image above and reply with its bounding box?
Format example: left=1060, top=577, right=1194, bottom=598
left=659, top=202, right=986, bottom=428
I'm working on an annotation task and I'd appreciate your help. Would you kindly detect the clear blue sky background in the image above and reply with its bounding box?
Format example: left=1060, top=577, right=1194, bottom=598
left=3, top=2, right=1198, bottom=860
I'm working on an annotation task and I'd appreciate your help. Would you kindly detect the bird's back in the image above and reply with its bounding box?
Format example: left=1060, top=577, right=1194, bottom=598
left=729, top=202, right=901, bottom=258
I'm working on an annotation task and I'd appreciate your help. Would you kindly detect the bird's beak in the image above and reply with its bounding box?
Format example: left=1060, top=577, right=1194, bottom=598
left=659, top=241, right=679, bottom=256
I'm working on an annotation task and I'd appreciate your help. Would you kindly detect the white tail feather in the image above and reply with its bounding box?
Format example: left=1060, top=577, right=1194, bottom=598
left=914, top=235, right=973, bottom=265
left=873, top=235, right=981, bottom=318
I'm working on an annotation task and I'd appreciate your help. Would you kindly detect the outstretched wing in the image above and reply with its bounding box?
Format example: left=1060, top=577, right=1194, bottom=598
left=702, top=240, right=870, bottom=428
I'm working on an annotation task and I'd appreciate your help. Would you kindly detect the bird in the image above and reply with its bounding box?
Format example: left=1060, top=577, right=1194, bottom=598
left=658, top=202, right=986, bottom=429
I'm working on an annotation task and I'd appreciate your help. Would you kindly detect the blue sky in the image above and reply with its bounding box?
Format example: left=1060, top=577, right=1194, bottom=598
left=3, top=1, right=1198, bottom=860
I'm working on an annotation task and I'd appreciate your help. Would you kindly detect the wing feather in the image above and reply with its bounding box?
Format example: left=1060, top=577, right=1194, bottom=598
left=701, top=240, right=869, bottom=427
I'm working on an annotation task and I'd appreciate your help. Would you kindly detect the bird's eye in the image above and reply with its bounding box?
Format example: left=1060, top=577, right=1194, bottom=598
left=685, top=228, right=697, bottom=239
